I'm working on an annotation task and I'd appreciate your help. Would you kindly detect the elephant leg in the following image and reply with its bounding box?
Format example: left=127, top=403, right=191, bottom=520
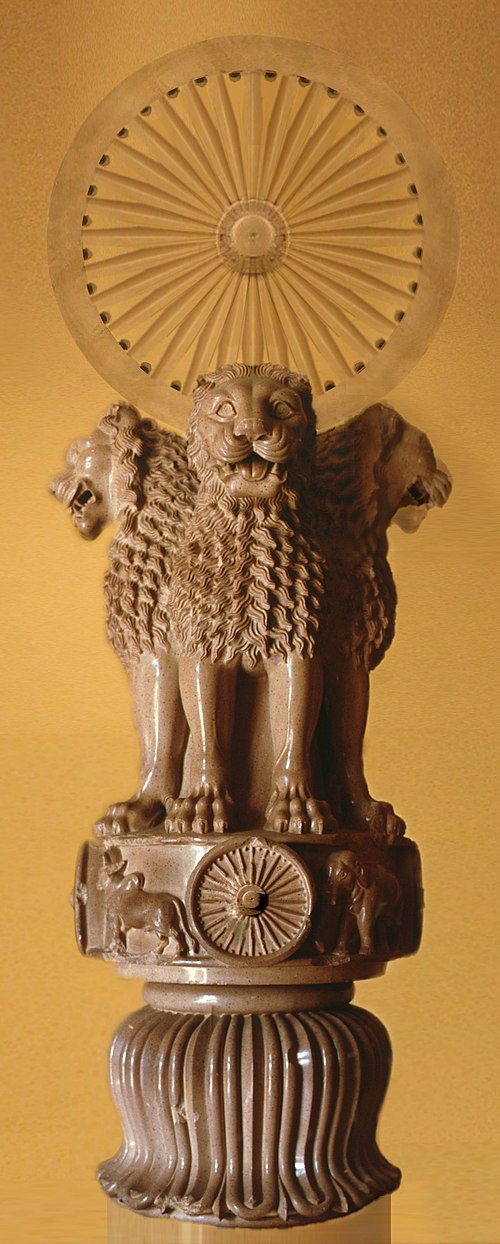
left=264, top=654, right=334, bottom=834
left=324, top=658, right=405, bottom=844
left=95, top=650, right=188, bottom=836
left=357, top=907, right=376, bottom=956
left=166, top=656, right=238, bottom=833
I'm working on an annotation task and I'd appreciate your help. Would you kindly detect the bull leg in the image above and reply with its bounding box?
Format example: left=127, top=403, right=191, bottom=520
left=264, top=654, right=334, bottom=834
left=325, top=658, right=405, bottom=845
left=167, top=656, right=238, bottom=833
left=95, top=651, right=188, bottom=836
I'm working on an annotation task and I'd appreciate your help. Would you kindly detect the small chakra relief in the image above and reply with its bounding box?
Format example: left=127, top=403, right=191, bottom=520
left=186, top=836, right=314, bottom=963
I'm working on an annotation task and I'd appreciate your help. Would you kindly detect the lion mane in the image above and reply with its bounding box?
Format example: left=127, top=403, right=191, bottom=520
left=314, top=406, right=400, bottom=670
left=169, top=364, right=325, bottom=666
left=97, top=404, right=197, bottom=670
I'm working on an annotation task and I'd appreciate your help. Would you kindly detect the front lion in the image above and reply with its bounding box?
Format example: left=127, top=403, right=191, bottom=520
left=166, top=363, right=333, bottom=836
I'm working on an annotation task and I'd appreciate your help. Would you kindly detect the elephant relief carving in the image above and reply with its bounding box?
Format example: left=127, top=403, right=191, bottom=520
left=316, top=850, right=403, bottom=961
left=97, top=848, right=198, bottom=959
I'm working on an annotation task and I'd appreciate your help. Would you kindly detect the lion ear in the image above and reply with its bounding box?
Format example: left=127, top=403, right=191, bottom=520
left=99, top=403, right=141, bottom=437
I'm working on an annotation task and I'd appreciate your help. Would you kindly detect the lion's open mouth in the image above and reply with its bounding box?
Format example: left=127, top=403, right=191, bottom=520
left=220, top=454, right=285, bottom=483
left=70, top=484, right=95, bottom=514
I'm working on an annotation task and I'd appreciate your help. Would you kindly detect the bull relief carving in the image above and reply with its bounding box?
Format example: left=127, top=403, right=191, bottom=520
left=98, top=846, right=198, bottom=959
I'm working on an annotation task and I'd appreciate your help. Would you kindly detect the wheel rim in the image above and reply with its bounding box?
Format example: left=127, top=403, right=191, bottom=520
left=48, top=36, right=459, bottom=431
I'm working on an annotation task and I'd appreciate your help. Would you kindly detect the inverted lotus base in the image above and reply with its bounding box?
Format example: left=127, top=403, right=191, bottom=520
left=98, top=984, right=400, bottom=1227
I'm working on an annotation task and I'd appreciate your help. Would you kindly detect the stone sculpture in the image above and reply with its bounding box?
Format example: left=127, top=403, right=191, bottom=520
left=50, top=403, right=197, bottom=835
left=53, top=363, right=449, bottom=1227
left=97, top=846, right=197, bottom=958
left=319, top=849, right=403, bottom=959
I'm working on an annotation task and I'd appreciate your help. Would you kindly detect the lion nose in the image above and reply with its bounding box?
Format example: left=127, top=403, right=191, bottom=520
left=233, top=412, right=271, bottom=442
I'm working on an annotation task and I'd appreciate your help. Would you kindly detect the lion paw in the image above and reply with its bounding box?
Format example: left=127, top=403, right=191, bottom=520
left=165, top=786, right=235, bottom=834
left=94, top=797, right=165, bottom=837
left=265, top=782, right=335, bottom=835
left=344, top=797, right=406, bottom=846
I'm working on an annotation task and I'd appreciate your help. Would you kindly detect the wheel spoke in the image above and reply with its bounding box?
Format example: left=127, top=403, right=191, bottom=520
left=111, top=137, right=225, bottom=214
left=241, top=72, right=263, bottom=198
left=152, top=271, right=234, bottom=381
left=93, top=165, right=218, bottom=225
left=108, top=255, right=222, bottom=334
left=182, top=80, right=240, bottom=200
left=259, top=277, right=291, bottom=369
left=276, top=265, right=373, bottom=361
left=85, top=241, right=214, bottom=275
left=241, top=277, right=264, bottom=363
left=265, top=275, right=324, bottom=387
left=282, top=116, right=370, bottom=213
left=277, top=94, right=350, bottom=207
left=155, top=103, right=230, bottom=208
left=290, top=168, right=410, bottom=227
left=292, top=248, right=412, bottom=303
left=258, top=75, right=297, bottom=199
left=91, top=251, right=216, bottom=304
left=268, top=82, right=325, bottom=202
left=210, top=74, right=248, bottom=200
left=132, top=265, right=228, bottom=356
left=285, top=253, right=395, bottom=332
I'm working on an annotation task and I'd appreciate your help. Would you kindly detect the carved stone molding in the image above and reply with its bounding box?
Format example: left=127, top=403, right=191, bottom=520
left=72, top=832, right=422, bottom=982
left=98, top=996, right=400, bottom=1225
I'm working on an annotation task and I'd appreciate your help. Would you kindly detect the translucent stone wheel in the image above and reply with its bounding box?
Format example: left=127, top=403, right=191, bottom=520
left=186, top=835, right=314, bottom=964
left=49, top=36, right=458, bottom=431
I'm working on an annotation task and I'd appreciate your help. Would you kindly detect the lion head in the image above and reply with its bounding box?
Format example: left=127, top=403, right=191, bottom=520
left=49, top=403, right=145, bottom=539
left=187, top=363, right=316, bottom=500
left=50, top=403, right=197, bottom=668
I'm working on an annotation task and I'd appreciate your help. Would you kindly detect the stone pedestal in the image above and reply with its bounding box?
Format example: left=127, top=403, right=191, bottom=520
left=72, top=828, right=421, bottom=1228
left=99, top=987, right=399, bottom=1227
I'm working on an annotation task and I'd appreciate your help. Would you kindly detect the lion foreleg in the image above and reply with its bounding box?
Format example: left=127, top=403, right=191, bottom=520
left=264, top=654, right=333, bottom=834
left=95, top=651, right=187, bottom=836
left=324, top=658, right=405, bottom=844
left=166, top=656, right=238, bottom=833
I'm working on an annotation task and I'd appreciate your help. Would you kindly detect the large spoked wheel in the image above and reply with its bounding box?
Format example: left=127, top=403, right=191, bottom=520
left=49, top=37, right=458, bottom=432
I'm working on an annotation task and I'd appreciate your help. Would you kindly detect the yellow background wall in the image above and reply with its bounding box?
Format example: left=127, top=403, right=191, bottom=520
left=2, top=2, right=498, bottom=1242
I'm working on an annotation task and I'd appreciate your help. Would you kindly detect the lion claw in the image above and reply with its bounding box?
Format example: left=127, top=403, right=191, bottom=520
left=265, top=783, right=335, bottom=835
left=166, top=789, right=234, bottom=834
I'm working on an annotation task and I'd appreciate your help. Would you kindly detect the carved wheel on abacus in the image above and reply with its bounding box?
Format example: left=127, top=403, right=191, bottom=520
left=186, top=835, right=315, bottom=964
left=48, top=36, right=458, bottom=435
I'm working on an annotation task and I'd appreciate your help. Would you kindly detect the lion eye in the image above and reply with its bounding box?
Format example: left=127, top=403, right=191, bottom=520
left=272, top=400, right=295, bottom=419
left=213, top=401, right=236, bottom=422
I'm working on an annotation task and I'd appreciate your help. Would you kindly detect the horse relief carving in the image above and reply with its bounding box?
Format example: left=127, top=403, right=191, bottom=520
left=51, top=364, right=450, bottom=844
left=316, top=849, right=402, bottom=961
left=97, top=847, right=198, bottom=959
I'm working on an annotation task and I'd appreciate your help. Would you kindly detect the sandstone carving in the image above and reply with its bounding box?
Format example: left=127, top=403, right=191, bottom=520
left=98, top=846, right=197, bottom=958
left=97, top=999, right=400, bottom=1223
left=50, top=403, right=197, bottom=835
left=318, top=849, right=403, bottom=960
left=51, top=368, right=450, bottom=845
left=53, top=363, right=448, bottom=1228
left=166, top=363, right=332, bottom=837
left=50, top=33, right=457, bottom=1229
